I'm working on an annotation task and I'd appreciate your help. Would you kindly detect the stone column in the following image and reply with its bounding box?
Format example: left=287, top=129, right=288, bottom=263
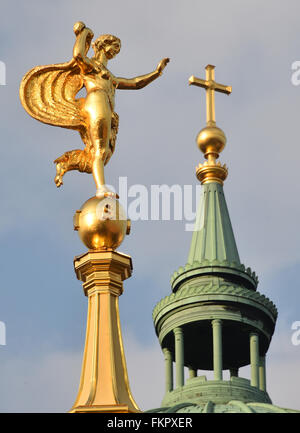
left=230, top=368, right=239, bottom=378
left=212, top=319, right=223, bottom=381
left=259, top=355, right=266, bottom=392
left=162, top=348, right=173, bottom=393
left=188, top=367, right=197, bottom=379
left=173, top=327, right=184, bottom=388
left=250, top=332, right=259, bottom=388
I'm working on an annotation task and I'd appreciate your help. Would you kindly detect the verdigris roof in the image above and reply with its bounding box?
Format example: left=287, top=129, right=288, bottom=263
left=170, top=182, right=258, bottom=292
left=187, top=182, right=239, bottom=266
left=146, top=401, right=299, bottom=413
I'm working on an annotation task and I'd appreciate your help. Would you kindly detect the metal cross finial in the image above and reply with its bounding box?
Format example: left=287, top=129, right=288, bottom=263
left=189, top=65, right=232, bottom=126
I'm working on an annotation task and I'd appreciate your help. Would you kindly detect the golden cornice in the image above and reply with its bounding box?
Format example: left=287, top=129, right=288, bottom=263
left=74, top=250, right=132, bottom=281
left=196, top=161, right=228, bottom=185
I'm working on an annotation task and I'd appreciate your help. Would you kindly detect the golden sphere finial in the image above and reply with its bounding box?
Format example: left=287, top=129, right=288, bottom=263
left=195, top=126, right=228, bottom=185
left=196, top=125, right=226, bottom=159
left=73, top=196, right=130, bottom=250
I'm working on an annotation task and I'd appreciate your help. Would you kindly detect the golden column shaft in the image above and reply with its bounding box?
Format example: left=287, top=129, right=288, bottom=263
left=70, top=250, right=140, bottom=413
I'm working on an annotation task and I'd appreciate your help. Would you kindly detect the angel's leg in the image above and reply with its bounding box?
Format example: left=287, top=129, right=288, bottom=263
left=85, top=91, right=115, bottom=198
left=89, top=118, right=110, bottom=197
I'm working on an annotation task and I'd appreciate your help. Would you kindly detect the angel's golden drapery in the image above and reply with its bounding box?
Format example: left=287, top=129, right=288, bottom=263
left=20, top=21, right=169, bottom=198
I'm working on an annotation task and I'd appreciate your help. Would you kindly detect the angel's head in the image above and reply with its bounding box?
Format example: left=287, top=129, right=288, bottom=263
left=92, top=34, right=121, bottom=60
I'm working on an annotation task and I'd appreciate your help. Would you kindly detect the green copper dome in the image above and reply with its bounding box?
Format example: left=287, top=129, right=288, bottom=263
left=149, top=180, right=283, bottom=413
left=148, top=179, right=299, bottom=413
left=146, top=401, right=298, bottom=413
left=148, top=65, right=299, bottom=413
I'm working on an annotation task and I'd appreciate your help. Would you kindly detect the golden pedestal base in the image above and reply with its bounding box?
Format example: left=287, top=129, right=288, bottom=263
left=70, top=404, right=135, bottom=413
left=70, top=250, right=140, bottom=413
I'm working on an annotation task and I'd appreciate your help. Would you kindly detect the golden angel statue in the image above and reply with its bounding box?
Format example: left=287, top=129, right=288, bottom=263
left=20, top=21, right=169, bottom=198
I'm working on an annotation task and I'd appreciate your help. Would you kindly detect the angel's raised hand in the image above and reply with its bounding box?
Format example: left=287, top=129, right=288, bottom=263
left=73, top=22, right=94, bottom=40
left=157, top=58, right=170, bottom=75
left=73, top=21, right=86, bottom=36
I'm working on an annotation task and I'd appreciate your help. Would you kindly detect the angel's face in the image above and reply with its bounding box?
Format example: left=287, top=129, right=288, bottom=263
left=104, top=40, right=121, bottom=60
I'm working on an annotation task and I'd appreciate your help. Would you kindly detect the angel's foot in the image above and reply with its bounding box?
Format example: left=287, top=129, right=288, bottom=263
left=96, top=185, right=119, bottom=200
left=55, top=174, right=63, bottom=188
left=54, top=161, right=66, bottom=187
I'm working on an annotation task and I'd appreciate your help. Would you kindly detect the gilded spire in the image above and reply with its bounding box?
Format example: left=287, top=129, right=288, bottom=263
left=19, top=21, right=170, bottom=414
left=189, top=65, right=231, bottom=185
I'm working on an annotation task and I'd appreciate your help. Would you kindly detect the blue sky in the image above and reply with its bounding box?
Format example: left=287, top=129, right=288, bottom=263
left=0, top=0, right=300, bottom=412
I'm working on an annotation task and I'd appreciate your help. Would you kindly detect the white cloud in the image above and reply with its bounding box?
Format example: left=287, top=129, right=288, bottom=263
left=0, top=350, right=82, bottom=412
left=0, top=330, right=298, bottom=412
left=0, top=334, right=164, bottom=412
left=123, top=333, right=165, bottom=411
left=266, top=330, right=300, bottom=410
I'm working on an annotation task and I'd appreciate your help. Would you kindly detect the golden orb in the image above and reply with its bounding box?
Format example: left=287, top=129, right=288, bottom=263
left=74, top=196, right=130, bottom=250
left=196, top=126, right=226, bottom=158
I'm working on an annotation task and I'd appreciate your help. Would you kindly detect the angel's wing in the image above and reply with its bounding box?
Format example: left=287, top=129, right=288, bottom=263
left=20, top=59, right=86, bottom=131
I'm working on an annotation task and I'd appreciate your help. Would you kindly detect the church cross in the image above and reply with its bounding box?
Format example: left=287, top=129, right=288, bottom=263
left=189, top=65, right=232, bottom=126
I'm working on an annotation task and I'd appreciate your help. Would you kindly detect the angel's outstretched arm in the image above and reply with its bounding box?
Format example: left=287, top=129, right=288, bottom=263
left=73, top=22, right=95, bottom=73
left=116, top=58, right=170, bottom=90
